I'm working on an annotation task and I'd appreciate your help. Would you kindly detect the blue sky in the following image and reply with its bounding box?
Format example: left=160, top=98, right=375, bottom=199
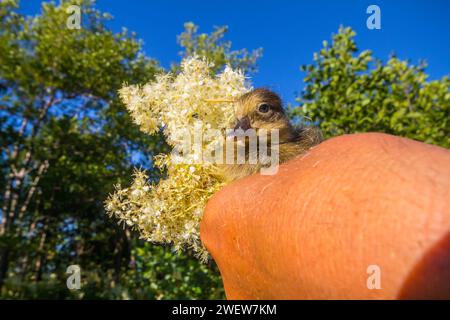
left=21, top=0, right=450, bottom=105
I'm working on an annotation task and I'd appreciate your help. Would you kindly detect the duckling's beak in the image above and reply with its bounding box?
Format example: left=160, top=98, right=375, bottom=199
left=233, top=116, right=251, bottom=131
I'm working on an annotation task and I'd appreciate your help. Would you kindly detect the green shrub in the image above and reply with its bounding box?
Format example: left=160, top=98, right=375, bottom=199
left=295, top=26, right=449, bottom=148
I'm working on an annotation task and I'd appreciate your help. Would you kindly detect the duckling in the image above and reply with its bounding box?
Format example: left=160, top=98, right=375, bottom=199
left=219, top=88, right=323, bottom=181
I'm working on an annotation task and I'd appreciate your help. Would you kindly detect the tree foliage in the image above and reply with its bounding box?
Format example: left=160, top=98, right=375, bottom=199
left=177, top=22, right=263, bottom=74
left=296, top=26, right=449, bottom=148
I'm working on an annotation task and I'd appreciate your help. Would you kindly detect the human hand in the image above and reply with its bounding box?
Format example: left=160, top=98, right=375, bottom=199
left=201, top=133, right=450, bottom=299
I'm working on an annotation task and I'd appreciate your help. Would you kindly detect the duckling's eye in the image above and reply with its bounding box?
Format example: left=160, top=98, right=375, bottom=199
left=258, top=103, right=270, bottom=113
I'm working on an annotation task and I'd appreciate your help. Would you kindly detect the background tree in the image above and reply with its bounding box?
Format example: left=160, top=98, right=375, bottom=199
left=294, top=26, right=449, bottom=148
left=0, top=0, right=160, bottom=298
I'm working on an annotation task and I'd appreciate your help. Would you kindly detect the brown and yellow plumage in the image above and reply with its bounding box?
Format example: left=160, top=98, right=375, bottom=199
left=219, top=88, right=323, bottom=181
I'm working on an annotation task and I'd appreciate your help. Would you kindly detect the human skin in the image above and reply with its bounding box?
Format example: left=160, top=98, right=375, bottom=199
left=200, top=133, right=450, bottom=299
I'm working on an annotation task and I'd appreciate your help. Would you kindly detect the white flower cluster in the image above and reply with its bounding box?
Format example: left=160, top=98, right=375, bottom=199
left=119, top=57, right=247, bottom=146
left=106, top=57, right=251, bottom=260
